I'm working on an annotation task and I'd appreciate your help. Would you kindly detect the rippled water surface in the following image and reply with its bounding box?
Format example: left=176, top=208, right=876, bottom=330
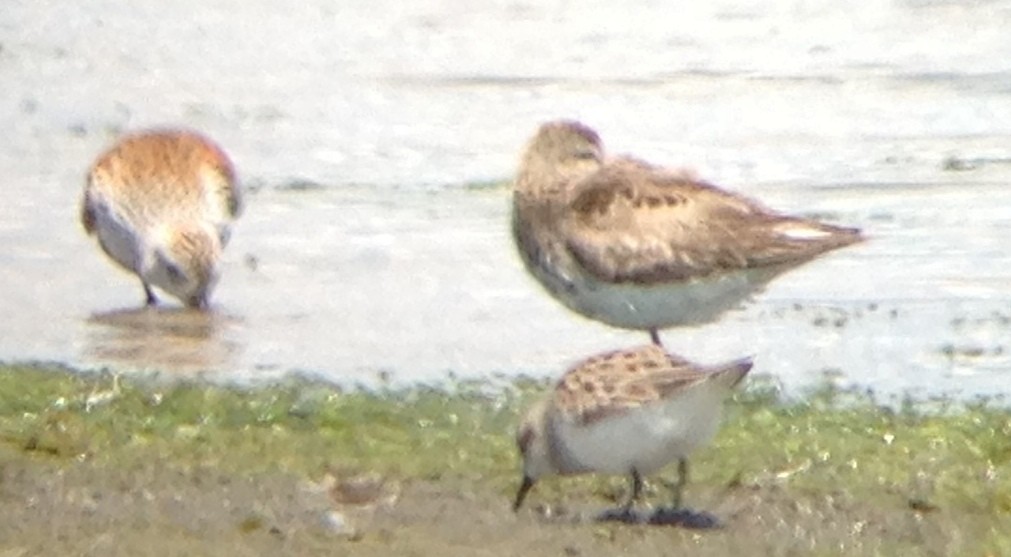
left=2, top=0, right=1010, bottom=396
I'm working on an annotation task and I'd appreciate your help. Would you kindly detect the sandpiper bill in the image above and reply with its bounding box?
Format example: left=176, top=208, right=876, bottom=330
left=81, top=129, right=242, bottom=309
left=513, top=344, right=752, bottom=525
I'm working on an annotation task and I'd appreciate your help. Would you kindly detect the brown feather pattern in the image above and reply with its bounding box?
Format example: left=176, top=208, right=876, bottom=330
left=552, top=345, right=751, bottom=426
left=563, top=162, right=862, bottom=285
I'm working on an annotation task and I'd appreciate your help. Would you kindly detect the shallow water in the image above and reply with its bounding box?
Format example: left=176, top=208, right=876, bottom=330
left=1, top=0, right=1010, bottom=396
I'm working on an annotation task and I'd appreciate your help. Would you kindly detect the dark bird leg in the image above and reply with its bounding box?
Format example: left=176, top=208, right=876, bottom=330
left=650, top=458, right=720, bottom=528
left=142, top=282, right=157, bottom=306
left=512, top=475, right=535, bottom=512
left=671, top=458, right=688, bottom=509
left=656, top=458, right=688, bottom=509
left=649, top=328, right=663, bottom=346
left=598, top=468, right=644, bottom=523
left=655, top=458, right=687, bottom=511
left=624, top=468, right=644, bottom=513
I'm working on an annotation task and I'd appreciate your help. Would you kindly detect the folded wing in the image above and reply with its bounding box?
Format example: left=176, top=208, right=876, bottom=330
left=563, top=163, right=862, bottom=285
left=555, top=345, right=714, bottom=426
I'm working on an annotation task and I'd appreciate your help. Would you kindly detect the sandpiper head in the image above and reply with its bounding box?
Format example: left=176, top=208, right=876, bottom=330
left=513, top=398, right=552, bottom=511
left=146, top=223, right=222, bottom=309
left=517, top=120, right=604, bottom=195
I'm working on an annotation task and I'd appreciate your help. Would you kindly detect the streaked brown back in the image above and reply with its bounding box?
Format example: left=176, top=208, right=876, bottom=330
left=563, top=162, right=863, bottom=284
left=83, top=129, right=240, bottom=226
left=553, top=345, right=752, bottom=426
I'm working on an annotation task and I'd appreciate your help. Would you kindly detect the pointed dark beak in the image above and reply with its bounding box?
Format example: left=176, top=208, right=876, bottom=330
left=188, top=294, right=209, bottom=310
left=513, top=475, right=535, bottom=512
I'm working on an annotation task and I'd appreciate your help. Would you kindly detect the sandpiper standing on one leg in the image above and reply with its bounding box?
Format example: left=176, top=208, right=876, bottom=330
left=512, top=120, right=864, bottom=345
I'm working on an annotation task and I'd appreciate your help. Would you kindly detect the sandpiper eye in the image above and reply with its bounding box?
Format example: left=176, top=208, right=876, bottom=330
left=166, top=262, right=186, bottom=284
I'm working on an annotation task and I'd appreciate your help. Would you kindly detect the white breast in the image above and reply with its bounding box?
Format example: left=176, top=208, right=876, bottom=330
left=551, top=381, right=727, bottom=476
left=533, top=257, right=780, bottom=330
left=91, top=201, right=148, bottom=274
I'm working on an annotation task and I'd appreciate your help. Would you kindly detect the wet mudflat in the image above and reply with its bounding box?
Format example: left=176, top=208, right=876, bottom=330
left=3, top=180, right=1011, bottom=398
left=1, top=0, right=1010, bottom=396
left=2, top=0, right=1011, bottom=554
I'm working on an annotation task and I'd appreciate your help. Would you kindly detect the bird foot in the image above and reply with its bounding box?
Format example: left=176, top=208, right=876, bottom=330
left=595, top=507, right=647, bottom=524
left=648, top=507, right=722, bottom=529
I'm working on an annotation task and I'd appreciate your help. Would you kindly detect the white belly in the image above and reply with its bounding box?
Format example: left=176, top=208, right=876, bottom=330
left=91, top=204, right=147, bottom=275
left=551, top=383, right=726, bottom=476
left=531, top=257, right=782, bottom=330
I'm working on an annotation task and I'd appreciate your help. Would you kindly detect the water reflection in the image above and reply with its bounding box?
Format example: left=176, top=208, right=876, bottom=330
left=3, top=0, right=1011, bottom=397
left=84, top=307, right=240, bottom=374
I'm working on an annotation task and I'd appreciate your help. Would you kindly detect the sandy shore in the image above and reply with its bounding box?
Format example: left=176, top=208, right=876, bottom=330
left=1, top=364, right=1009, bottom=555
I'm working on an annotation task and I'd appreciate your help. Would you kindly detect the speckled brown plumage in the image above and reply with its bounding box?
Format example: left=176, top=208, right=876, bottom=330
left=551, top=344, right=751, bottom=426
left=511, top=119, right=865, bottom=341
left=80, top=128, right=242, bottom=308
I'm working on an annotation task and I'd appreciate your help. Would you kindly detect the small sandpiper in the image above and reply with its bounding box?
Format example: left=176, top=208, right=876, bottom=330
left=81, top=129, right=242, bottom=309
left=512, top=120, right=864, bottom=345
left=513, top=344, right=752, bottom=525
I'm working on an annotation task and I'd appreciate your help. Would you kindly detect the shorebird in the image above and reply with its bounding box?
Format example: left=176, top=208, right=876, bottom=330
left=513, top=344, right=752, bottom=522
left=81, top=129, right=242, bottom=309
left=512, top=120, right=864, bottom=345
